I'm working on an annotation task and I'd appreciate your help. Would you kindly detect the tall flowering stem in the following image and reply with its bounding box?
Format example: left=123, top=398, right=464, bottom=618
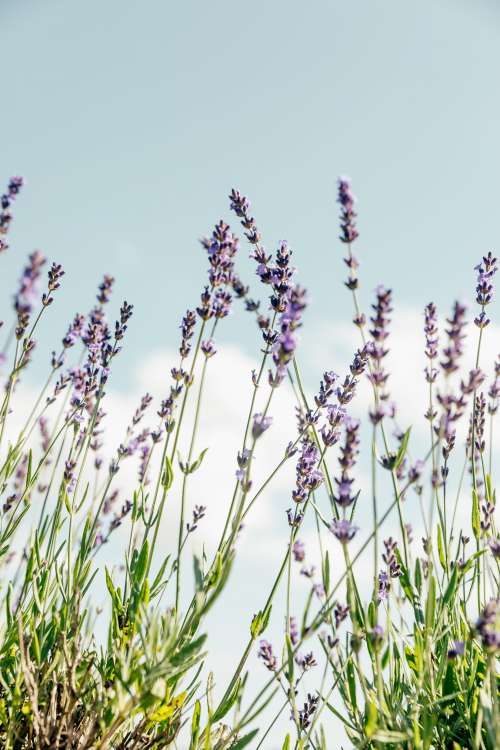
left=336, top=178, right=409, bottom=572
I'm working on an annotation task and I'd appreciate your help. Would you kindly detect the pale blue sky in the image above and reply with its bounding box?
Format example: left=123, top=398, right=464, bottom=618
left=2, top=0, right=500, bottom=388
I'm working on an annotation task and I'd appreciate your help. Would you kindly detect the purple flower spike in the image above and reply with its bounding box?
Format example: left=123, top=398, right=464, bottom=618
left=424, top=302, right=439, bottom=384
left=14, top=250, right=46, bottom=319
left=200, top=219, right=239, bottom=291
left=474, top=252, right=497, bottom=326
left=201, top=338, right=217, bottom=358
left=333, top=417, right=360, bottom=507
left=337, top=177, right=359, bottom=245
left=179, top=310, right=197, bottom=358
left=288, top=616, right=299, bottom=645
left=0, top=175, right=25, bottom=251
left=252, top=412, right=272, bottom=440
left=368, top=285, right=392, bottom=397
left=441, top=301, right=467, bottom=376
left=488, top=537, right=500, bottom=558
left=292, top=539, right=305, bottom=562
left=258, top=640, right=277, bottom=671
left=330, top=518, right=358, bottom=544
left=229, top=188, right=261, bottom=245
left=447, top=640, right=465, bottom=659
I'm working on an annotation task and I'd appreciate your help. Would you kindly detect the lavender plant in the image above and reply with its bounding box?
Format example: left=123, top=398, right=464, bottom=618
left=0, top=173, right=498, bottom=750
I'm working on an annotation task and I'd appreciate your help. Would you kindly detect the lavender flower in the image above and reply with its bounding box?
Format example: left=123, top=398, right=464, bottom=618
left=97, top=275, right=115, bottom=305
left=0, top=175, right=24, bottom=250
left=336, top=345, right=371, bottom=406
left=292, top=438, right=324, bottom=504
left=334, top=603, right=349, bottom=628
left=369, top=624, right=384, bottom=648
left=201, top=220, right=239, bottom=288
left=441, top=301, right=467, bottom=376
left=330, top=518, right=358, bottom=544
left=252, top=413, right=272, bottom=440
left=14, top=250, right=46, bottom=318
left=297, top=651, right=317, bottom=670
left=488, top=537, right=500, bottom=558
left=42, top=263, right=65, bottom=307
left=179, top=310, right=197, bottom=358
left=138, top=444, right=151, bottom=485
left=62, top=313, right=85, bottom=349
left=448, top=640, right=465, bottom=659
left=377, top=570, right=390, bottom=602
left=368, top=285, right=392, bottom=397
left=201, top=338, right=217, bottom=358
left=292, top=539, right=305, bottom=562
left=289, top=616, right=299, bottom=645
left=132, top=393, right=153, bottom=427
left=475, top=600, right=500, bottom=652
left=315, top=371, right=338, bottom=409
left=337, top=177, right=359, bottom=245
left=271, top=284, right=307, bottom=380
left=474, top=251, right=497, bottom=328
left=333, top=417, right=360, bottom=507
left=108, top=499, right=133, bottom=534
left=408, top=459, right=424, bottom=484
left=424, top=302, right=438, bottom=384
left=474, top=392, right=486, bottom=453
left=187, top=505, right=206, bottom=533
left=229, top=188, right=261, bottom=245
left=258, top=640, right=277, bottom=671
left=297, top=693, right=319, bottom=731
left=382, top=537, right=401, bottom=578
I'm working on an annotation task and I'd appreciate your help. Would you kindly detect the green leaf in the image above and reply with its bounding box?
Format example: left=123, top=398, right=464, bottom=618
left=206, top=552, right=223, bottom=590
left=212, top=678, right=240, bottom=723
left=364, top=700, right=378, bottom=737
left=367, top=601, right=376, bottom=629
left=171, top=635, right=207, bottom=667
left=394, top=427, right=411, bottom=469
left=189, top=447, right=209, bottom=474
left=442, top=563, right=459, bottom=608
left=25, top=450, right=33, bottom=489
left=485, top=473, right=493, bottom=503
left=193, top=554, right=204, bottom=592
left=151, top=553, right=171, bottom=595
left=206, top=671, right=215, bottom=718
left=230, top=728, right=259, bottom=749
left=250, top=612, right=262, bottom=638
left=414, top=557, right=422, bottom=594
left=105, top=567, right=117, bottom=604
left=322, top=550, right=330, bottom=594
left=161, top=455, right=174, bottom=490
left=395, top=550, right=414, bottom=602
left=281, top=735, right=291, bottom=750
left=188, top=700, right=201, bottom=750
left=251, top=604, right=272, bottom=637
left=472, top=489, right=480, bottom=540
left=261, top=603, right=272, bottom=633
left=285, top=633, right=294, bottom=684
left=134, top=539, right=149, bottom=584
left=425, top=575, right=436, bottom=630
left=437, top=525, right=446, bottom=569
left=346, top=658, right=357, bottom=710
left=372, top=730, right=408, bottom=742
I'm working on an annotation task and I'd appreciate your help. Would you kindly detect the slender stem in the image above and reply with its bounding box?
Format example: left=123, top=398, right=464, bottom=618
left=175, top=320, right=216, bottom=614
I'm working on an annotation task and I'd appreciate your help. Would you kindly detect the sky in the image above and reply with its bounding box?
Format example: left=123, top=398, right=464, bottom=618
left=2, top=0, right=500, bottom=746
left=2, top=0, right=500, bottom=389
